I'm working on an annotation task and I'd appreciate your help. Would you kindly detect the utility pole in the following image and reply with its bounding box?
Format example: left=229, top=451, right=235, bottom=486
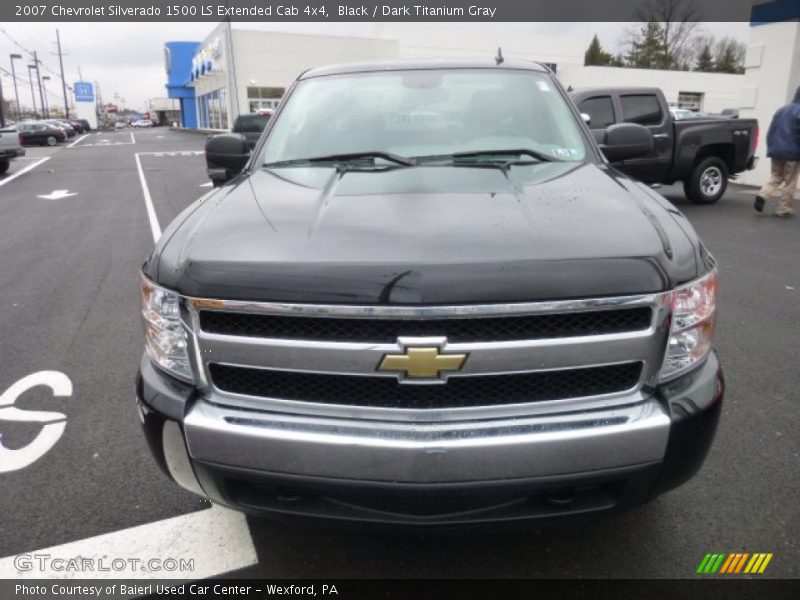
left=27, top=64, right=37, bottom=117
left=0, top=71, right=5, bottom=127
left=55, top=29, right=70, bottom=118
left=10, top=54, right=22, bottom=119
left=32, top=51, right=46, bottom=118
left=41, top=75, right=51, bottom=117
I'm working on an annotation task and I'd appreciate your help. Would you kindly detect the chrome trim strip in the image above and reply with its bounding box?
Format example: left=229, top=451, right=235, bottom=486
left=188, top=293, right=660, bottom=319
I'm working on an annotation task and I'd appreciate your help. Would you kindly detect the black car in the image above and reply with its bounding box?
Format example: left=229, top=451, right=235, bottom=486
left=78, top=119, right=91, bottom=132
left=44, top=120, right=76, bottom=138
left=139, top=59, right=724, bottom=528
left=66, top=119, right=86, bottom=133
left=17, top=122, right=67, bottom=146
left=206, top=112, right=273, bottom=185
left=232, top=112, right=272, bottom=148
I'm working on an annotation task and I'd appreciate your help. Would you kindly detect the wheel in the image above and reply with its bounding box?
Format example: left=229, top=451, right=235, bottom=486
left=46, top=135, right=58, bottom=146
left=0, top=159, right=9, bottom=175
left=684, top=157, right=728, bottom=204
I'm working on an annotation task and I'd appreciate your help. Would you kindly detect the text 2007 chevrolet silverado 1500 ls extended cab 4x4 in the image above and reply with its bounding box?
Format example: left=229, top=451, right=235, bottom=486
left=137, top=60, right=723, bottom=527
left=571, top=87, right=758, bottom=204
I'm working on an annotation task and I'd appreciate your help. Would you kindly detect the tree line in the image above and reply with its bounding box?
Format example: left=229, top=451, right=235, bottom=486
left=583, top=0, right=746, bottom=74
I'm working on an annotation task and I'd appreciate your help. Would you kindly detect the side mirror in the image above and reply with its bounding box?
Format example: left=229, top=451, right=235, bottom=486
left=206, top=133, right=249, bottom=184
left=600, top=123, right=654, bottom=162
left=580, top=113, right=591, bottom=126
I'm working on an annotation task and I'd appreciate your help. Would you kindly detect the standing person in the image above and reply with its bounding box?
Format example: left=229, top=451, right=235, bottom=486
left=755, top=86, right=800, bottom=217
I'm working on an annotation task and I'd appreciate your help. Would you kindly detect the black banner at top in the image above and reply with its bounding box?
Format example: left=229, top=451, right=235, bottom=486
left=3, top=0, right=760, bottom=22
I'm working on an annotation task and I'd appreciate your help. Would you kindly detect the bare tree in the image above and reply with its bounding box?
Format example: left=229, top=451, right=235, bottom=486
left=635, top=0, right=703, bottom=70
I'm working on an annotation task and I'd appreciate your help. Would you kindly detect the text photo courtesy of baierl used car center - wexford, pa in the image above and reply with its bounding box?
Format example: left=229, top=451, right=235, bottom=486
left=0, top=0, right=798, bottom=599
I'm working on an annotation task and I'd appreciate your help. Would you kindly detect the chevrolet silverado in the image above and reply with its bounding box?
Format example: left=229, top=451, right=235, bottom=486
left=137, top=60, right=723, bottom=527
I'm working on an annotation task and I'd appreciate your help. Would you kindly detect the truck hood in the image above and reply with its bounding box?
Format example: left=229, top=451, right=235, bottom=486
left=148, top=162, right=699, bottom=304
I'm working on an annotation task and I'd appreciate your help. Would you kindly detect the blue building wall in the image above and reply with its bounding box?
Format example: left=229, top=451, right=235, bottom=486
left=164, top=41, right=200, bottom=128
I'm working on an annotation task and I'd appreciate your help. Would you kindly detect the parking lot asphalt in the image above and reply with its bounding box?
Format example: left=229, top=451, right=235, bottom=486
left=0, top=128, right=797, bottom=580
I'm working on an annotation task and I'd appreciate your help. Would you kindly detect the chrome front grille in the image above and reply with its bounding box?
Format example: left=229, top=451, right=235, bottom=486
left=209, top=362, right=644, bottom=409
left=198, top=306, right=653, bottom=343
left=183, top=295, right=670, bottom=421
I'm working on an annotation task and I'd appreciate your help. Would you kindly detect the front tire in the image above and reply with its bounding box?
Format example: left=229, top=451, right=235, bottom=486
left=684, top=157, right=728, bottom=204
left=46, top=135, right=58, bottom=146
left=0, top=159, right=9, bottom=175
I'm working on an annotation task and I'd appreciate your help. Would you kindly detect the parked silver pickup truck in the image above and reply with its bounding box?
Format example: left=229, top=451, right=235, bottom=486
left=0, top=126, right=25, bottom=175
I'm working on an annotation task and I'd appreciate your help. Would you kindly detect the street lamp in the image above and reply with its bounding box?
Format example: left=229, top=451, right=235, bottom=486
left=27, top=64, right=38, bottom=117
left=9, top=54, right=22, bottom=119
left=41, top=75, right=51, bottom=118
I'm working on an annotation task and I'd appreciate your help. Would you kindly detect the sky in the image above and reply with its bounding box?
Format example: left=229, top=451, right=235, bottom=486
left=0, top=21, right=749, bottom=113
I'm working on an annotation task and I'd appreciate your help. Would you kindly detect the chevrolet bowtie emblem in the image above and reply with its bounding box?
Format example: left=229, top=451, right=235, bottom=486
left=378, top=346, right=467, bottom=381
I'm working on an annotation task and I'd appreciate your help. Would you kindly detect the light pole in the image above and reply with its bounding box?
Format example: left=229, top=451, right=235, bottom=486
left=27, top=64, right=38, bottom=117
left=41, top=75, right=51, bottom=117
left=10, top=54, right=22, bottom=119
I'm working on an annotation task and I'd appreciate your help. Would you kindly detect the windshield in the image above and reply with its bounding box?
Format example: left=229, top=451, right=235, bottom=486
left=261, top=69, right=588, bottom=165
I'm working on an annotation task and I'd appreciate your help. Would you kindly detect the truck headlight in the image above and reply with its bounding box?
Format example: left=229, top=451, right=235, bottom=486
left=660, top=270, right=717, bottom=382
left=140, top=276, right=192, bottom=381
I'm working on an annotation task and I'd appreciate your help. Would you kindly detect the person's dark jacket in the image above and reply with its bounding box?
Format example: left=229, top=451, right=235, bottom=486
left=766, top=86, right=800, bottom=161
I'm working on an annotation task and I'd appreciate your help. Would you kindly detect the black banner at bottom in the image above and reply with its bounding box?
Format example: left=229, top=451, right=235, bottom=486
left=3, top=579, right=799, bottom=600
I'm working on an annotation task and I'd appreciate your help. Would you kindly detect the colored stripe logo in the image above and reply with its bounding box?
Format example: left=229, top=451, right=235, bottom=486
left=696, top=552, right=773, bottom=574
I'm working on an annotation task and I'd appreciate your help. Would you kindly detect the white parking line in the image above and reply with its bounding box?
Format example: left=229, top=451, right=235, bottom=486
left=134, top=153, right=162, bottom=242
left=0, top=505, right=258, bottom=579
left=130, top=131, right=136, bottom=144
left=0, top=157, right=51, bottom=189
left=67, top=134, right=90, bottom=148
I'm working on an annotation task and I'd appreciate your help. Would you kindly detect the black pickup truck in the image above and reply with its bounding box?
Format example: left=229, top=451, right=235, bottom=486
left=571, top=87, right=758, bottom=204
left=138, top=60, right=723, bottom=527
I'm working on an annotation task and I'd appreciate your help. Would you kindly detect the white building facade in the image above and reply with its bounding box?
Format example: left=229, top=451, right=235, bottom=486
left=186, top=23, right=750, bottom=132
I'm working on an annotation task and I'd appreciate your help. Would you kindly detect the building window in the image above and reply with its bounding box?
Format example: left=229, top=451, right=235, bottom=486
left=247, top=86, right=284, bottom=113
left=678, top=91, right=704, bottom=111
left=197, top=88, right=228, bottom=129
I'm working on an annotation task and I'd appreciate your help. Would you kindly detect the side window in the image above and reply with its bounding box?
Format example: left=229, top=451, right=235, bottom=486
left=577, top=96, right=616, bottom=129
left=620, top=95, right=664, bottom=126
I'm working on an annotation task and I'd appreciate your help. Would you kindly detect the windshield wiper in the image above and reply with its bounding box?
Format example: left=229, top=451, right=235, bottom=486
left=415, top=148, right=558, bottom=164
left=264, top=151, right=415, bottom=169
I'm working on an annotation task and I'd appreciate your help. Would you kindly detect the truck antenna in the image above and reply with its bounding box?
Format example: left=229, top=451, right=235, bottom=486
left=495, top=47, right=504, bottom=65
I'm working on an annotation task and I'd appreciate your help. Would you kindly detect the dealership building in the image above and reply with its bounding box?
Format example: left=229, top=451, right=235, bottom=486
left=164, top=2, right=800, bottom=186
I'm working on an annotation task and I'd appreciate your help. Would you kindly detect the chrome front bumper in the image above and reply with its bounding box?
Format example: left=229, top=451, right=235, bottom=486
left=183, top=394, right=670, bottom=483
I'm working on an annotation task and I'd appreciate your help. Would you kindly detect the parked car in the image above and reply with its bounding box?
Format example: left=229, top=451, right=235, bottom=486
left=114, top=121, right=127, bottom=129
left=206, top=112, right=274, bottom=184
left=572, top=87, right=758, bottom=203
left=44, top=119, right=76, bottom=138
left=78, top=119, right=91, bottom=132
left=132, top=119, right=154, bottom=128
left=16, top=122, right=67, bottom=146
left=66, top=119, right=86, bottom=133
left=139, top=59, right=724, bottom=528
left=0, top=125, right=26, bottom=174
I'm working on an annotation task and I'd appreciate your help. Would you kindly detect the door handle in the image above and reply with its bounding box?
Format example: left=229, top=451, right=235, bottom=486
left=653, top=133, right=669, bottom=139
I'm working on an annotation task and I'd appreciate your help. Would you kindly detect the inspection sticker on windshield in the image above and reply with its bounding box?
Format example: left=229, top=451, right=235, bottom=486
left=537, top=81, right=551, bottom=92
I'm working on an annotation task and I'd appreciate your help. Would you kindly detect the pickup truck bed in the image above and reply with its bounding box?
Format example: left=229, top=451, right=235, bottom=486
left=571, top=87, right=758, bottom=204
